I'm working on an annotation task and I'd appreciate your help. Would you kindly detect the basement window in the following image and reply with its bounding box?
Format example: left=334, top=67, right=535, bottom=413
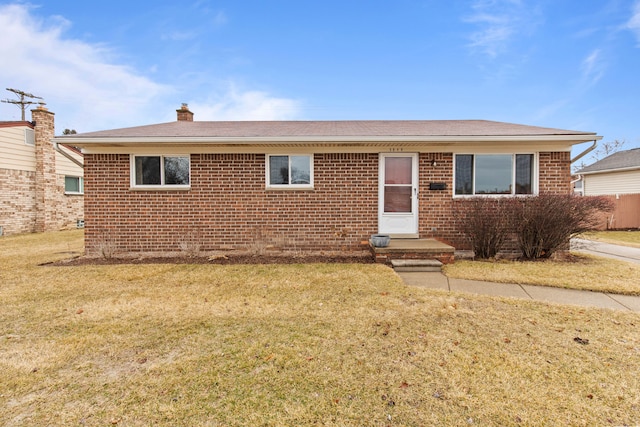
left=131, top=155, right=190, bottom=188
left=266, top=155, right=313, bottom=188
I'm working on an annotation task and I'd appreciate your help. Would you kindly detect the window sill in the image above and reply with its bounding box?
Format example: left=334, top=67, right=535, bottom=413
left=129, top=186, right=191, bottom=191
left=64, top=192, right=84, bottom=196
left=265, top=186, right=315, bottom=191
left=453, top=193, right=536, bottom=198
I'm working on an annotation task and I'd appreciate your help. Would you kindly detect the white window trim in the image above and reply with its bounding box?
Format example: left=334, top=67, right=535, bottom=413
left=266, top=154, right=314, bottom=189
left=64, top=176, right=84, bottom=195
left=130, top=154, right=191, bottom=190
left=453, top=153, right=538, bottom=197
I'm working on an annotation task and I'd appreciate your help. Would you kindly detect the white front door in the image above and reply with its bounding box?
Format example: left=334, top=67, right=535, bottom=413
left=378, top=153, right=419, bottom=237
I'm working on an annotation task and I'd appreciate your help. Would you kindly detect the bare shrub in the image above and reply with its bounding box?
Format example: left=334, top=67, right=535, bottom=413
left=512, top=194, right=614, bottom=259
left=96, top=229, right=117, bottom=259
left=454, top=198, right=513, bottom=259
left=247, top=227, right=272, bottom=255
left=177, top=232, right=202, bottom=258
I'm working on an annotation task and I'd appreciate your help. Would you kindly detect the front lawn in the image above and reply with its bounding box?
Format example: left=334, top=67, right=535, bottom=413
left=583, top=230, right=640, bottom=248
left=443, top=254, right=640, bottom=295
left=1, top=230, right=639, bottom=426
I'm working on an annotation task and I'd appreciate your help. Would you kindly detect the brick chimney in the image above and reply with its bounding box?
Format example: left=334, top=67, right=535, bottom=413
left=176, top=103, right=194, bottom=122
left=31, top=106, right=57, bottom=232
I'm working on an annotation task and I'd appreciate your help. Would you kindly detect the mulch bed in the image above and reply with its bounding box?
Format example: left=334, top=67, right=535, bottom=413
left=45, top=253, right=376, bottom=266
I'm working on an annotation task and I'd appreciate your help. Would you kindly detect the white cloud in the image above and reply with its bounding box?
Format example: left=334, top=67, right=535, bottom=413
left=0, top=4, right=169, bottom=130
left=0, top=4, right=300, bottom=132
left=212, top=10, right=228, bottom=28
left=581, top=49, right=605, bottom=86
left=463, top=0, right=535, bottom=58
left=187, top=84, right=301, bottom=121
left=626, top=0, right=640, bottom=45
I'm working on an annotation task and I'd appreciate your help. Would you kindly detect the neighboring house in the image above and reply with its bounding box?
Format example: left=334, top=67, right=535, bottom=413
left=576, top=148, right=640, bottom=196
left=576, top=148, right=640, bottom=229
left=57, top=105, right=600, bottom=256
left=0, top=106, right=84, bottom=236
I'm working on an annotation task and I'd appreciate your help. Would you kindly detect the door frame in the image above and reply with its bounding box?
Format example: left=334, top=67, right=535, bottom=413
left=378, top=153, right=419, bottom=238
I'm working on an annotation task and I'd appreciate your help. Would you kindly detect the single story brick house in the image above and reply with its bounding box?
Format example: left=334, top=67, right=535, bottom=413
left=57, top=105, right=601, bottom=257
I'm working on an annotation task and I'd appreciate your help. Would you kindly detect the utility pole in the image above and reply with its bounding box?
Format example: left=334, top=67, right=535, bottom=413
left=1, top=88, right=45, bottom=121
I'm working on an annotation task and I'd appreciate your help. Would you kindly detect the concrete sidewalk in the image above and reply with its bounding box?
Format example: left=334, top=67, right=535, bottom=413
left=398, top=272, right=640, bottom=312
left=571, top=238, right=640, bottom=264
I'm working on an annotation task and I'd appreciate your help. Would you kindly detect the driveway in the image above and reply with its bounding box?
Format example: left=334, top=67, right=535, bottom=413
left=571, top=238, right=640, bottom=264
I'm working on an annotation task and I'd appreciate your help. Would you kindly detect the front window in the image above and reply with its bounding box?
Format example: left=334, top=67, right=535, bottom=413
left=455, top=154, right=534, bottom=195
left=64, top=176, right=83, bottom=194
left=267, top=155, right=313, bottom=188
left=132, top=155, right=190, bottom=187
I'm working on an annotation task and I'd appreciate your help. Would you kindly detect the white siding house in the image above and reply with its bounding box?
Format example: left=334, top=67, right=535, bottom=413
left=577, top=148, right=640, bottom=196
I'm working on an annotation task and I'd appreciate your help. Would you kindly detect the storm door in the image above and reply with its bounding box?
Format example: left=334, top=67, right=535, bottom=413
left=378, top=153, right=419, bottom=236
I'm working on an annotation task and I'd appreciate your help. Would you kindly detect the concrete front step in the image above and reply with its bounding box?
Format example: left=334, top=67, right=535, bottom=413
left=391, top=259, right=443, bottom=272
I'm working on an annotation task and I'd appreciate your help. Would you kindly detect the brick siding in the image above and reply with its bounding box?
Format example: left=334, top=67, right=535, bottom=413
left=0, top=168, right=84, bottom=235
left=0, top=168, right=37, bottom=235
left=83, top=151, right=572, bottom=256
left=0, top=107, right=84, bottom=236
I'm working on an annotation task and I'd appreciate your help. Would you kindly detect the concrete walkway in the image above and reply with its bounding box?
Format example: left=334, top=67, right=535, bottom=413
left=571, top=238, right=640, bottom=264
left=398, top=272, right=640, bottom=312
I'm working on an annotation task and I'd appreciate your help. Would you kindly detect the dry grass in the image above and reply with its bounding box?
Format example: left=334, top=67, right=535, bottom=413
left=583, top=230, right=640, bottom=248
left=1, top=230, right=640, bottom=426
left=444, top=254, right=640, bottom=296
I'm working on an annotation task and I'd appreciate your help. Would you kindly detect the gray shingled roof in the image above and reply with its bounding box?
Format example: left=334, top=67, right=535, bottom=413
left=69, top=120, right=595, bottom=139
left=577, top=148, right=640, bottom=174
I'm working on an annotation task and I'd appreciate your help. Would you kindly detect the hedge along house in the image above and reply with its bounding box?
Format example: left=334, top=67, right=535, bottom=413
left=57, top=105, right=601, bottom=261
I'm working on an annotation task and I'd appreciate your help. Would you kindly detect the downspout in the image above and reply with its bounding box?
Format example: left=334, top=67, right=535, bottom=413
left=571, top=140, right=597, bottom=164
left=54, top=143, right=84, bottom=168
left=570, top=174, right=583, bottom=195
left=569, top=140, right=597, bottom=196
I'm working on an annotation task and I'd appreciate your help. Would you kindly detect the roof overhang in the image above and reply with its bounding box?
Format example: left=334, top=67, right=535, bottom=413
left=56, top=134, right=602, bottom=149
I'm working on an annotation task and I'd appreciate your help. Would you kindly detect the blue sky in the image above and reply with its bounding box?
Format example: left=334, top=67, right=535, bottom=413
left=1, top=1, right=639, bottom=164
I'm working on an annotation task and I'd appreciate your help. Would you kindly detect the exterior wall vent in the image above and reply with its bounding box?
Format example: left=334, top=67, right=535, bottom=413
left=77, top=219, right=85, bottom=229
left=25, top=128, right=35, bottom=146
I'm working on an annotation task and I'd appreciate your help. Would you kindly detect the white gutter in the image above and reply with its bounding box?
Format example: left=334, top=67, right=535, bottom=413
left=54, top=143, right=84, bottom=168
left=579, top=165, right=640, bottom=175
left=55, top=134, right=602, bottom=146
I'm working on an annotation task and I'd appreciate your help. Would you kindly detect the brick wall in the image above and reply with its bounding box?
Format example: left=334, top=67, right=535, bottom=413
left=539, top=151, right=571, bottom=193
left=83, top=151, right=572, bottom=255
left=84, top=153, right=379, bottom=254
left=0, top=168, right=37, bottom=235
left=54, top=174, right=84, bottom=231
left=32, top=107, right=57, bottom=232
left=0, top=168, right=84, bottom=235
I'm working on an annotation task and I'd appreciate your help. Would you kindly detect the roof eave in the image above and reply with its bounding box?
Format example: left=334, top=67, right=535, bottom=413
left=580, top=165, right=640, bottom=175
left=55, top=134, right=601, bottom=146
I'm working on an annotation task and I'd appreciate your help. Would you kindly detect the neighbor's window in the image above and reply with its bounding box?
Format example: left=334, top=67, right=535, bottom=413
left=455, top=154, right=534, bottom=195
left=132, top=155, right=190, bottom=187
left=64, top=176, right=84, bottom=194
left=267, top=155, right=313, bottom=187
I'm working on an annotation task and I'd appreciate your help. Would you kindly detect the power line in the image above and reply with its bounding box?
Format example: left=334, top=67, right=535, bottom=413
left=1, top=88, right=46, bottom=121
